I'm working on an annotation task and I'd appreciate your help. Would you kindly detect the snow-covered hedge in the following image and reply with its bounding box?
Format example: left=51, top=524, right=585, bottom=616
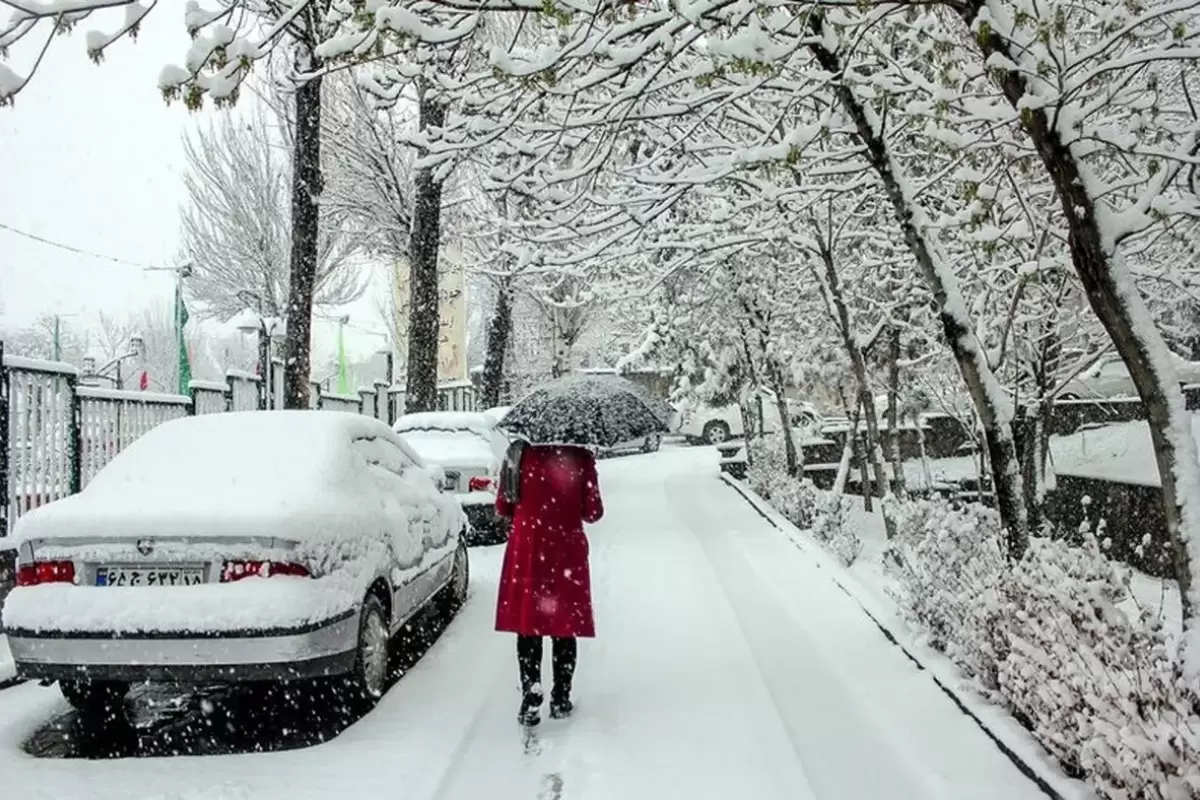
left=886, top=497, right=1200, bottom=799
left=885, top=498, right=1008, bottom=688
left=746, top=434, right=861, bottom=566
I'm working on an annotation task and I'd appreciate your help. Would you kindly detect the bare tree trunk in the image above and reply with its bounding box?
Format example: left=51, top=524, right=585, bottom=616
left=816, top=240, right=890, bottom=509
left=808, top=21, right=1028, bottom=558
left=916, top=420, right=933, bottom=495
left=282, top=72, right=323, bottom=409
left=739, top=330, right=765, bottom=443
left=885, top=325, right=907, bottom=496
left=739, top=400, right=756, bottom=465
left=833, top=393, right=862, bottom=496
left=854, top=427, right=873, bottom=511
left=741, top=292, right=801, bottom=476
left=960, top=1, right=1196, bottom=617
left=404, top=87, right=447, bottom=414
left=480, top=279, right=513, bottom=409
left=550, top=315, right=573, bottom=378
left=767, top=364, right=801, bottom=476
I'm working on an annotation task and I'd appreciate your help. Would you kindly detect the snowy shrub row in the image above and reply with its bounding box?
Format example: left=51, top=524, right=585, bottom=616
left=886, top=498, right=1200, bottom=800
left=745, top=435, right=862, bottom=566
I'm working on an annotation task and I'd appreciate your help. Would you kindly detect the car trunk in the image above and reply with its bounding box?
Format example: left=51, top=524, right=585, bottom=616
left=19, top=533, right=307, bottom=588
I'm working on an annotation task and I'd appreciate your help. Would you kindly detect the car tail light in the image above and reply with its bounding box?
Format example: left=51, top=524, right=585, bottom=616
left=468, top=476, right=494, bottom=492
left=16, top=560, right=76, bottom=587
left=220, top=560, right=310, bottom=582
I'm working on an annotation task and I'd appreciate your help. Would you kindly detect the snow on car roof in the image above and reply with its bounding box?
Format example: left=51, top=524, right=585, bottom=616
left=394, top=411, right=498, bottom=435
left=11, top=411, right=436, bottom=543
left=399, top=430, right=498, bottom=469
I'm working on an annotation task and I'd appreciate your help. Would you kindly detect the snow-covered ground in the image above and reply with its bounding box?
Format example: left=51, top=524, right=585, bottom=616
left=1047, top=415, right=1200, bottom=486
left=0, top=447, right=1047, bottom=799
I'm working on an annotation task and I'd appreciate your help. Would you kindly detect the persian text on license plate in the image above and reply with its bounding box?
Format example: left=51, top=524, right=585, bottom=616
left=96, top=566, right=206, bottom=587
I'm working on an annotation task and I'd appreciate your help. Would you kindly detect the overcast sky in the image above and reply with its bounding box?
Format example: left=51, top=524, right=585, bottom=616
left=0, top=6, right=385, bottom=364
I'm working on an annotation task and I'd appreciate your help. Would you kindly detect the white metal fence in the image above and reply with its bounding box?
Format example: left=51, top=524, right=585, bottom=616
left=0, top=345, right=477, bottom=537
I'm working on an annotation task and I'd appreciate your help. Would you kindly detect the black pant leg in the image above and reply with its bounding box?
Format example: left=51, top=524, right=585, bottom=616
left=516, top=635, right=544, bottom=694
left=551, top=636, right=577, bottom=699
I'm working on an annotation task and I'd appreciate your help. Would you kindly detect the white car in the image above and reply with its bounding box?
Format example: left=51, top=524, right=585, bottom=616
left=394, top=411, right=511, bottom=545
left=2, top=411, right=468, bottom=715
left=678, top=388, right=820, bottom=445
left=1059, top=352, right=1200, bottom=400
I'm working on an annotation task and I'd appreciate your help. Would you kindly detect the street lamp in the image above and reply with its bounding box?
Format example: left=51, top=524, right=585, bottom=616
left=82, top=335, right=143, bottom=390
left=234, top=308, right=283, bottom=409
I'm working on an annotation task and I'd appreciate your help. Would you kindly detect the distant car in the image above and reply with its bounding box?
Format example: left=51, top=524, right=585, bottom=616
left=394, top=411, right=511, bottom=545
left=1058, top=353, right=1200, bottom=400
left=678, top=389, right=820, bottom=445
left=2, top=411, right=469, bottom=716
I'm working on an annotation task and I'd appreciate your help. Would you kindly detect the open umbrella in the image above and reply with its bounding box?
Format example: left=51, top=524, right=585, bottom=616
left=497, top=374, right=671, bottom=448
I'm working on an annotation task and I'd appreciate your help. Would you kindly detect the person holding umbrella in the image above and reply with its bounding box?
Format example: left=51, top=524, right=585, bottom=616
left=495, top=438, right=603, bottom=725
left=494, top=374, right=668, bottom=726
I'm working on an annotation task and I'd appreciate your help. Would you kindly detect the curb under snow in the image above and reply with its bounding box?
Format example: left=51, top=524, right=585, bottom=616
left=719, top=473, right=1095, bottom=800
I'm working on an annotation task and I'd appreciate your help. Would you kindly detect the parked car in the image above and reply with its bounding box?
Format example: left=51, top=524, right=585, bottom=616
left=394, top=411, right=511, bottom=545
left=678, top=389, right=820, bottom=445
left=2, top=411, right=469, bottom=715
left=1058, top=352, right=1200, bottom=400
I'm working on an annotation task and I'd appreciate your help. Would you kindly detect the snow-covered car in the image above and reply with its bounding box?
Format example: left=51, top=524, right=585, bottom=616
left=678, top=389, right=820, bottom=445
left=1058, top=352, right=1200, bottom=400
left=394, top=411, right=511, bottom=545
left=2, top=411, right=469, bottom=715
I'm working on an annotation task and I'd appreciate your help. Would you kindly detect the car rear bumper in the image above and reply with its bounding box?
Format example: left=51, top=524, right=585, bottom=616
left=7, top=610, right=359, bottom=684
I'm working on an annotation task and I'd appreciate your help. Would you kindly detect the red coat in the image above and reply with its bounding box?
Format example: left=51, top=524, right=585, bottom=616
left=495, top=445, right=604, bottom=638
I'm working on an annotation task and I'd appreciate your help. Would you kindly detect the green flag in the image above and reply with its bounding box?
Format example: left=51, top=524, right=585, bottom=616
left=176, top=284, right=191, bottom=395
left=336, top=322, right=351, bottom=395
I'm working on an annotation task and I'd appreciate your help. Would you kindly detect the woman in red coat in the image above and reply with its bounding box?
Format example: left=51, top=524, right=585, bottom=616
left=495, top=440, right=604, bottom=726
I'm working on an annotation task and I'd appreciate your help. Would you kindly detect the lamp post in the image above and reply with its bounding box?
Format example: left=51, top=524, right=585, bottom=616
left=82, top=335, right=144, bottom=390
left=235, top=308, right=283, bottom=409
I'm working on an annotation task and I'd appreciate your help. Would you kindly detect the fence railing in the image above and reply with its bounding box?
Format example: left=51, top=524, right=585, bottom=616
left=0, top=342, right=478, bottom=537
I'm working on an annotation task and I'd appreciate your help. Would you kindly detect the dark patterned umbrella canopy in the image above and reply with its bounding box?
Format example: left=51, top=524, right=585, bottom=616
left=497, top=374, right=671, bottom=447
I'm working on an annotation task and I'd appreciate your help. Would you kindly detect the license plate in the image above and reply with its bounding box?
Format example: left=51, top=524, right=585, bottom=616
left=96, top=566, right=206, bottom=587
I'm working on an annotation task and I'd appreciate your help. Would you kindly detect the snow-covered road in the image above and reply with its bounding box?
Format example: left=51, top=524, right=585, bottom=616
left=0, top=447, right=1045, bottom=800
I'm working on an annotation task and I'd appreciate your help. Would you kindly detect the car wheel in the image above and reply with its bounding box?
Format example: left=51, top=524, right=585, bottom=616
left=1058, top=393, right=1080, bottom=401
left=702, top=421, right=731, bottom=445
left=440, top=538, right=471, bottom=617
left=60, top=679, right=128, bottom=718
left=347, top=594, right=390, bottom=708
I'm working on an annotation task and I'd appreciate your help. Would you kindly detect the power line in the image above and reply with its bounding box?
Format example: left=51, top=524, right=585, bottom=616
left=0, top=221, right=170, bottom=271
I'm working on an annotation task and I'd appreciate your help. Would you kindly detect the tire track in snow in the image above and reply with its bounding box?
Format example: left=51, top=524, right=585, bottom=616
left=718, top=475, right=1072, bottom=800
left=662, top=475, right=935, bottom=800
left=564, top=454, right=821, bottom=800
left=672, top=472, right=1047, bottom=800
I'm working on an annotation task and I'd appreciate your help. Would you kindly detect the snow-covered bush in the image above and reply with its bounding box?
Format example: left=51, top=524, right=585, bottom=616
left=884, top=497, right=1008, bottom=687
left=747, top=435, right=818, bottom=529
left=747, top=435, right=862, bottom=565
left=888, top=497, right=1200, bottom=798
left=811, top=493, right=862, bottom=567
left=993, top=532, right=1200, bottom=797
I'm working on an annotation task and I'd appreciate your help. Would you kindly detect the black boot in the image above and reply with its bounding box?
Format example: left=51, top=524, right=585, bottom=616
left=517, top=636, right=544, bottom=726
left=549, top=637, right=576, bottom=719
